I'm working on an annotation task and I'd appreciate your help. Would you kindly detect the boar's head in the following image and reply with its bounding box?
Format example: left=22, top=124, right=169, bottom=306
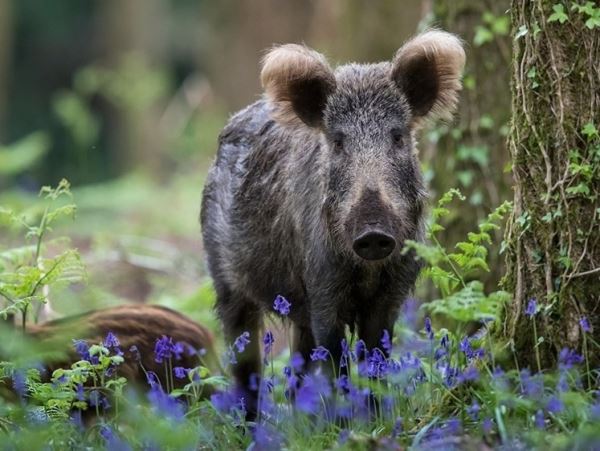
left=261, top=31, right=465, bottom=262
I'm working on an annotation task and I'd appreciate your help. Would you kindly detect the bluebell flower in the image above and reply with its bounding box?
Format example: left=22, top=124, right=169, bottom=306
left=457, top=366, right=480, bottom=384
left=310, top=345, right=329, bottom=362
left=12, top=370, right=27, bottom=400
left=557, top=372, right=569, bottom=392
left=467, top=400, right=480, bottom=420
left=424, top=317, right=434, bottom=340
left=263, top=330, right=274, bottom=359
left=273, top=295, right=291, bottom=316
left=75, top=384, right=85, bottom=401
left=146, top=371, right=161, bottom=389
left=534, top=409, right=545, bottom=429
left=525, top=298, right=537, bottom=318
left=73, top=339, right=99, bottom=364
left=99, top=425, right=131, bottom=451
left=296, top=374, right=331, bottom=414
left=546, top=396, right=564, bottom=414
left=340, top=338, right=352, bottom=367
left=558, top=347, right=584, bottom=369
left=290, top=352, right=305, bottom=372
left=580, top=316, right=591, bottom=333
left=89, top=390, right=110, bottom=411
left=381, top=329, right=392, bottom=353
left=590, top=402, right=600, bottom=420
left=364, top=349, right=388, bottom=379
left=103, top=331, right=120, bottom=349
left=233, top=332, right=251, bottom=353
left=172, top=341, right=184, bottom=360
left=520, top=369, right=544, bottom=399
left=252, top=423, right=284, bottom=451
left=355, top=340, right=367, bottom=361
left=154, top=336, right=174, bottom=363
left=147, top=386, right=185, bottom=421
left=173, top=367, right=188, bottom=379
left=482, top=417, right=494, bottom=434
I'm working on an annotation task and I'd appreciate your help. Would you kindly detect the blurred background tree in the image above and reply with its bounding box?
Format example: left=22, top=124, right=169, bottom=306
left=0, top=1, right=512, bottom=329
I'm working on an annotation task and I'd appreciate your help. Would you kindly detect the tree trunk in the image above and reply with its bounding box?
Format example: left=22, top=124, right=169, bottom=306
left=0, top=0, right=12, bottom=141
left=431, top=0, right=512, bottom=292
left=503, top=1, right=600, bottom=369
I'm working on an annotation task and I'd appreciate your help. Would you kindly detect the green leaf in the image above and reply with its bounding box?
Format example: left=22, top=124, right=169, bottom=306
left=0, top=132, right=51, bottom=176
left=548, top=4, right=569, bottom=23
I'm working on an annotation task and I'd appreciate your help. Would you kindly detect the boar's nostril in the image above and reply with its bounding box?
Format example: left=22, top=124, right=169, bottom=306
left=352, top=231, right=396, bottom=261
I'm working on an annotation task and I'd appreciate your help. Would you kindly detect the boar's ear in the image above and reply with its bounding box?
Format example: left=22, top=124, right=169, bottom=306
left=261, top=44, right=336, bottom=128
left=391, top=30, right=465, bottom=126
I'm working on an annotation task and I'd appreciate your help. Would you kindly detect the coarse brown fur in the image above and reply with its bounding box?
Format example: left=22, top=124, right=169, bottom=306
left=26, top=304, right=219, bottom=390
left=201, top=30, right=465, bottom=417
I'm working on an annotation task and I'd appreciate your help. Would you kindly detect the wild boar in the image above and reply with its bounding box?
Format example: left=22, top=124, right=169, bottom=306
left=201, top=30, right=465, bottom=414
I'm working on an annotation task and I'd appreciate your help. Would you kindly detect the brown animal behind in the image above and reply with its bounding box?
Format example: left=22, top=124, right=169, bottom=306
left=26, top=304, right=220, bottom=391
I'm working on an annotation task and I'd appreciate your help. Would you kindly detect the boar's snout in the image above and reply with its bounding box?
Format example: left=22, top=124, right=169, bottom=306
left=352, top=229, right=396, bottom=260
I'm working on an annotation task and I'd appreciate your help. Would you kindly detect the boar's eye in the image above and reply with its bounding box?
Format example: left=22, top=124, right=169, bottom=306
left=331, top=132, right=345, bottom=154
left=391, top=128, right=407, bottom=148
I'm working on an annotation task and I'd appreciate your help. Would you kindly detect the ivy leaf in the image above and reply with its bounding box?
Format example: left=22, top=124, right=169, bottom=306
left=548, top=4, right=569, bottom=24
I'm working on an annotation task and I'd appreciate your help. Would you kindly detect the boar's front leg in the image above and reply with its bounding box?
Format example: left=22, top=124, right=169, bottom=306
left=357, top=302, right=396, bottom=359
left=217, top=293, right=262, bottom=419
left=309, top=298, right=347, bottom=379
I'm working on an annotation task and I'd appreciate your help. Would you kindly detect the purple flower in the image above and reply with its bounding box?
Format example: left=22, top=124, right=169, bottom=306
left=154, top=336, right=174, bottom=363
left=557, top=372, right=569, bottom=392
left=341, top=338, right=352, bottom=367
left=534, top=409, right=545, bottom=429
left=546, top=396, right=564, bottom=414
left=458, top=366, right=480, bottom=383
left=75, top=384, right=85, bottom=401
left=424, top=317, right=434, bottom=340
left=467, top=401, right=480, bottom=420
left=12, top=370, right=27, bottom=400
left=355, top=340, right=367, bottom=361
left=558, top=347, right=584, bottom=369
left=273, top=295, right=291, bottom=316
left=99, top=425, right=131, bottom=451
left=310, top=345, right=329, bottom=362
left=147, top=386, right=185, bottom=421
left=520, top=369, right=544, bottom=399
left=590, top=402, right=600, bottom=420
left=172, top=341, right=184, bottom=360
left=89, top=390, right=110, bottom=411
left=580, top=317, right=591, bottom=333
left=525, top=298, right=537, bottom=318
left=233, top=332, right=251, bottom=353
left=364, top=349, right=388, bottom=378
left=73, top=339, right=99, bottom=364
left=173, top=367, right=188, bottom=379
left=290, top=352, right=305, bottom=372
left=263, top=331, right=274, bottom=358
left=482, top=417, right=494, bottom=434
left=296, top=374, right=331, bottom=414
left=146, top=371, right=161, bottom=389
left=252, top=423, right=284, bottom=451
left=103, top=331, right=120, bottom=349
left=381, top=329, right=392, bottom=353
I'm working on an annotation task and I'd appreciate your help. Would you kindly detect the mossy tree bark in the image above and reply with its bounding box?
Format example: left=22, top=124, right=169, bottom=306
left=503, top=1, right=600, bottom=369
